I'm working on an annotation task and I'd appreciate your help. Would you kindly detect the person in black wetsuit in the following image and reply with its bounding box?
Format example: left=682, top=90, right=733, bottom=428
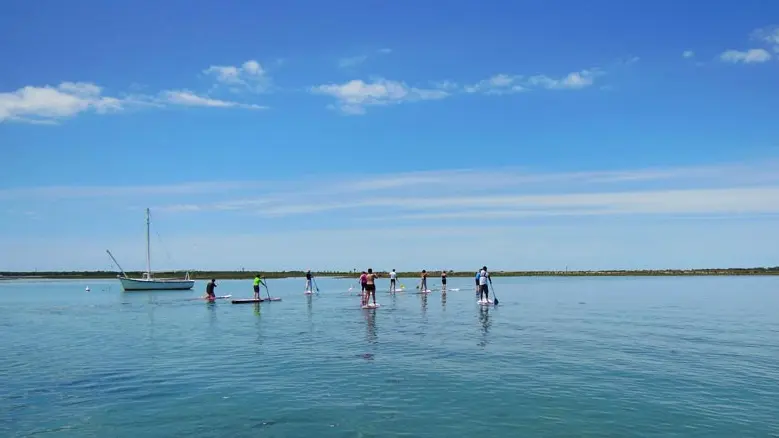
left=305, top=270, right=313, bottom=292
left=441, top=270, right=447, bottom=292
left=206, top=278, right=217, bottom=300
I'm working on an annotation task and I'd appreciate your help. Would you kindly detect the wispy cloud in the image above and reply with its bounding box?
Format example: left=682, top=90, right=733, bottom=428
left=0, top=61, right=272, bottom=124
left=337, top=48, right=392, bottom=69
left=6, top=161, right=779, bottom=270
left=462, top=69, right=601, bottom=95
left=463, top=74, right=525, bottom=95
left=160, top=90, right=266, bottom=110
left=715, top=26, right=778, bottom=64
left=682, top=50, right=695, bottom=59
left=310, top=78, right=449, bottom=114
left=719, top=48, right=772, bottom=64
left=129, top=160, right=779, bottom=221
left=312, top=67, right=603, bottom=114
left=203, top=59, right=272, bottom=93
left=751, top=25, right=779, bottom=53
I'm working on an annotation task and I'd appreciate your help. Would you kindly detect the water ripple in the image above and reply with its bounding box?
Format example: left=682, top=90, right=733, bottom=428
left=1, top=277, right=778, bottom=437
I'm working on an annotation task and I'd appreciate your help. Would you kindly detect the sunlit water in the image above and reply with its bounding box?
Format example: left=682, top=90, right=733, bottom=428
left=1, top=276, right=778, bottom=437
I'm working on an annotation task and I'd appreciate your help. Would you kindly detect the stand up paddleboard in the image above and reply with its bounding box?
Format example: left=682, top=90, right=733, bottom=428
left=195, top=295, right=232, bottom=301
left=231, top=297, right=282, bottom=304
left=442, top=288, right=460, bottom=292
left=478, top=299, right=495, bottom=306
left=304, top=291, right=314, bottom=295
left=362, top=303, right=381, bottom=309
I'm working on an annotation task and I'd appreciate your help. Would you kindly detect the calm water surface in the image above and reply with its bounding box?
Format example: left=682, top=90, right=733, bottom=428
left=1, top=276, right=778, bottom=437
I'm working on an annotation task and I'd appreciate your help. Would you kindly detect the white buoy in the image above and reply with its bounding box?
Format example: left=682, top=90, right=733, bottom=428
left=85, top=286, right=90, bottom=292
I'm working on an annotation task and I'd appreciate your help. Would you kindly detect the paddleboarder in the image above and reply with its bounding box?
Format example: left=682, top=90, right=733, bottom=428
left=389, top=269, right=397, bottom=292
left=364, top=268, right=379, bottom=306
left=359, top=271, right=368, bottom=304
left=420, top=270, right=428, bottom=292
left=475, top=269, right=481, bottom=296
left=253, top=274, right=266, bottom=300
left=441, top=270, right=447, bottom=292
left=478, top=266, right=492, bottom=302
left=305, top=270, right=313, bottom=292
left=206, top=278, right=217, bottom=300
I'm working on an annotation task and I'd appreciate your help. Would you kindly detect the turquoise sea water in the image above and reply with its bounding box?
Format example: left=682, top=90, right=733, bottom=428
left=1, top=276, right=778, bottom=437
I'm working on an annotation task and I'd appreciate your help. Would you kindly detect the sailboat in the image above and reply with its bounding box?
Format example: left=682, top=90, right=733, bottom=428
left=106, top=208, right=195, bottom=291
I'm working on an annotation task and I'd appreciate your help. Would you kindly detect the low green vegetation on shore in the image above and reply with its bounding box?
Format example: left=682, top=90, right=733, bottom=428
left=2, top=267, right=778, bottom=280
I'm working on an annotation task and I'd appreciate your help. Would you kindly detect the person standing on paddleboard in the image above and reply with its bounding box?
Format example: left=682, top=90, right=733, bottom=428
left=420, top=270, right=428, bottom=292
left=365, top=268, right=379, bottom=306
left=478, top=266, right=492, bottom=302
left=441, top=270, right=447, bottom=292
left=253, top=274, right=266, bottom=300
left=475, top=269, right=481, bottom=296
left=389, top=269, right=397, bottom=292
left=206, top=278, right=217, bottom=300
left=359, top=271, right=368, bottom=305
left=305, top=270, right=313, bottom=292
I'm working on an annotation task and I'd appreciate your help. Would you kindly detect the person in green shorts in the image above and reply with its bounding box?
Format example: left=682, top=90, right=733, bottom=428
left=253, top=274, right=266, bottom=300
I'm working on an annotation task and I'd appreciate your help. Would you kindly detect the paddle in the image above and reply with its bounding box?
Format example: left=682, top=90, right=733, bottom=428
left=489, top=279, right=499, bottom=305
left=263, top=277, right=271, bottom=300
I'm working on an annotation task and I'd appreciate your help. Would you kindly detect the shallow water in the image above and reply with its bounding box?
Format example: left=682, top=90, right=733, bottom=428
left=1, top=276, right=778, bottom=437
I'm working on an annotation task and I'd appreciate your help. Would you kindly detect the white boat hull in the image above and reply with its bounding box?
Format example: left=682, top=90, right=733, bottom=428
left=119, top=277, right=194, bottom=291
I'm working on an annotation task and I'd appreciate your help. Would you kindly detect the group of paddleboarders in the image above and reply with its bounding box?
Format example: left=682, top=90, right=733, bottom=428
left=205, top=268, right=493, bottom=304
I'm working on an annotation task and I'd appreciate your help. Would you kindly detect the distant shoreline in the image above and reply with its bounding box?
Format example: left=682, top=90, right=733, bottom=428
left=2, top=267, right=778, bottom=280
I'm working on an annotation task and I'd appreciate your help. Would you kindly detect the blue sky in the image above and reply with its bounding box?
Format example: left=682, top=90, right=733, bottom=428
left=2, top=0, right=779, bottom=272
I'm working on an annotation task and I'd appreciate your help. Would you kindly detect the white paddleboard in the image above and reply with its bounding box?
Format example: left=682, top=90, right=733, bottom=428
left=478, top=299, right=494, bottom=306
left=362, top=303, right=381, bottom=309
left=196, top=294, right=232, bottom=301
left=441, top=288, right=460, bottom=292
left=304, top=291, right=314, bottom=295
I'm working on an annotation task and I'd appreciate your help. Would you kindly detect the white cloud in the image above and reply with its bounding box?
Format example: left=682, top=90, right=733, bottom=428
left=719, top=48, right=772, bottom=63
left=683, top=50, right=695, bottom=58
left=750, top=25, right=779, bottom=52
left=0, top=82, right=123, bottom=124
left=377, top=48, right=392, bottom=54
left=313, top=67, right=602, bottom=112
left=203, top=59, right=271, bottom=92
left=0, top=77, right=267, bottom=124
left=461, top=69, right=600, bottom=96
left=160, top=90, right=266, bottom=110
left=527, top=69, right=598, bottom=90
left=310, top=78, right=449, bottom=114
left=464, top=74, right=525, bottom=95
left=7, top=160, right=779, bottom=204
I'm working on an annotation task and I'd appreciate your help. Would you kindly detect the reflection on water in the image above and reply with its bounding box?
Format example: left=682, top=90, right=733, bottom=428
left=306, top=294, right=313, bottom=323
left=365, top=308, right=377, bottom=344
left=478, top=306, right=491, bottom=347
left=253, top=302, right=261, bottom=317
left=207, top=301, right=217, bottom=327
left=441, top=291, right=447, bottom=311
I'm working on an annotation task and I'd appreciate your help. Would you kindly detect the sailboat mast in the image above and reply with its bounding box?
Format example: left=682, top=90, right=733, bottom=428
left=145, top=208, right=151, bottom=278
